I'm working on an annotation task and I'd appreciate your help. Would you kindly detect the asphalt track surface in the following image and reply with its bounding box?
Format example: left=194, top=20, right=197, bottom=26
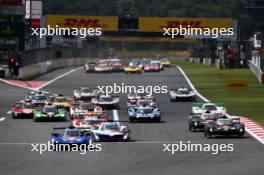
left=0, top=67, right=264, bottom=175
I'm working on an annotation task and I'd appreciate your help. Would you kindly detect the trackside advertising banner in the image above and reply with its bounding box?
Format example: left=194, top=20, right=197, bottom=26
left=46, top=15, right=118, bottom=31
left=139, top=17, right=233, bottom=32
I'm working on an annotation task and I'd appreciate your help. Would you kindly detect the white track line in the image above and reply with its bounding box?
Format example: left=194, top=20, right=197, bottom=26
left=0, top=67, right=81, bottom=91
left=0, top=78, right=37, bottom=91
left=177, top=66, right=264, bottom=145
left=177, top=66, right=209, bottom=102
left=36, top=67, right=82, bottom=90
left=113, top=110, right=119, bottom=125
left=0, top=117, right=6, bottom=122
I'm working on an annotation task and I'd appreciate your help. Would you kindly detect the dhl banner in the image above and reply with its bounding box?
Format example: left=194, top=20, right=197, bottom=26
left=46, top=15, right=118, bottom=31
left=139, top=17, right=233, bottom=32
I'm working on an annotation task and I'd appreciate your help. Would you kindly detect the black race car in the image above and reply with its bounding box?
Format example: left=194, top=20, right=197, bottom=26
left=188, top=112, right=220, bottom=132
left=204, top=117, right=245, bottom=138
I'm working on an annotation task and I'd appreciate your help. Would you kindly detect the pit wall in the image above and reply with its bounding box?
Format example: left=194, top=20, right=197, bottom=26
left=18, top=58, right=97, bottom=80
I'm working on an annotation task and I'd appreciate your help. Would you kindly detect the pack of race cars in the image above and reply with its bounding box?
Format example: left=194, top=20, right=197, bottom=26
left=11, top=88, right=245, bottom=144
left=84, top=57, right=171, bottom=74
left=188, top=102, right=245, bottom=138
left=10, top=57, right=246, bottom=145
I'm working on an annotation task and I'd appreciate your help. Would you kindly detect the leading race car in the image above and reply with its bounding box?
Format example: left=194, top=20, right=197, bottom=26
left=11, top=100, right=35, bottom=118
left=204, top=117, right=245, bottom=138
left=92, top=121, right=131, bottom=142
left=123, top=65, right=142, bottom=74
left=73, top=87, right=99, bottom=101
left=128, top=106, right=161, bottom=122
left=191, top=102, right=226, bottom=116
left=94, top=63, right=112, bottom=73
left=170, top=87, right=196, bottom=101
left=51, top=126, right=92, bottom=144
left=85, top=62, right=97, bottom=73
left=91, top=94, right=120, bottom=109
left=33, top=104, right=67, bottom=122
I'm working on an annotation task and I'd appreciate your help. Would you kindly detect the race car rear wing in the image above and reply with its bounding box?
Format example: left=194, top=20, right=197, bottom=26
left=193, top=102, right=224, bottom=108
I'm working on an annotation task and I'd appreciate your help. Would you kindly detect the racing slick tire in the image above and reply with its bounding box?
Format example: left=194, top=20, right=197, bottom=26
left=204, top=130, right=212, bottom=138
left=154, top=117, right=161, bottom=123
left=91, top=133, right=100, bottom=142
left=170, top=97, right=175, bottom=102
left=129, top=117, right=135, bottom=123
left=12, top=112, right=17, bottom=119
left=189, top=124, right=196, bottom=132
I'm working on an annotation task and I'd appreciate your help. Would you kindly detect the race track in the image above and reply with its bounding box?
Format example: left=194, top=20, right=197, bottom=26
left=0, top=67, right=264, bottom=175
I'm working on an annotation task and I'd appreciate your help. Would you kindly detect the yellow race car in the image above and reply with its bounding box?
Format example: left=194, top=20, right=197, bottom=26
left=161, top=59, right=171, bottom=67
left=124, top=65, right=142, bottom=74
left=50, top=95, right=73, bottom=110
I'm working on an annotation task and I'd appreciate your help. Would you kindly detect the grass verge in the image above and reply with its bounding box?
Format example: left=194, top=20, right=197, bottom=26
left=173, top=60, right=264, bottom=126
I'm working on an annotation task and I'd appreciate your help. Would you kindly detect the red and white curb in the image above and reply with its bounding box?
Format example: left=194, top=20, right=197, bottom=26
left=178, top=66, right=264, bottom=145
left=240, top=117, right=264, bottom=144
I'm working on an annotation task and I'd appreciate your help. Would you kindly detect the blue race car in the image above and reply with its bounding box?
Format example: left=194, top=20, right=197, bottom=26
left=128, top=106, right=161, bottom=122
left=51, top=126, right=92, bottom=144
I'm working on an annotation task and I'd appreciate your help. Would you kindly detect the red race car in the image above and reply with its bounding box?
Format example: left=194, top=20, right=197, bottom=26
left=144, top=63, right=161, bottom=72
left=11, top=101, right=35, bottom=118
left=72, top=114, right=109, bottom=130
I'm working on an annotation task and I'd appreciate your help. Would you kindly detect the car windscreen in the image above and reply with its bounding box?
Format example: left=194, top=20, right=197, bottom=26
left=139, top=108, right=153, bottom=114
left=44, top=106, right=57, bottom=113
left=217, top=119, right=233, bottom=126
left=204, top=105, right=217, bottom=111
left=177, top=89, right=189, bottom=94
left=54, top=98, right=66, bottom=102
left=65, top=130, right=81, bottom=137
left=82, top=120, right=99, bottom=125
left=80, top=104, right=94, bottom=111
left=35, top=95, right=47, bottom=100
left=23, top=103, right=34, bottom=109
left=104, top=123, right=119, bottom=131
left=81, top=88, right=93, bottom=93
left=100, top=97, right=112, bottom=102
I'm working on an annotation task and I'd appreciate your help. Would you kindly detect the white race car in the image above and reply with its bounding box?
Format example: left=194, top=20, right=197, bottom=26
left=92, top=121, right=131, bottom=142
left=95, top=63, right=112, bottom=72
left=192, top=102, right=226, bottom=116
left=127, top=93, right=155, bottom=101
left=70, top=102, right=103, bottom=118
left=73, top=87, right=99, bottom=101
left=84, top=62, right=97, bottom=72
left=91, top=94, right=120, bottom=109
left=169, top=87, right=196, bottom=101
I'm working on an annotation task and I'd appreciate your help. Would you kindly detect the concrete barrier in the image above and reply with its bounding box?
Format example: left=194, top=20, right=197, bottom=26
left=19, top=58, right=97, bottom=80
